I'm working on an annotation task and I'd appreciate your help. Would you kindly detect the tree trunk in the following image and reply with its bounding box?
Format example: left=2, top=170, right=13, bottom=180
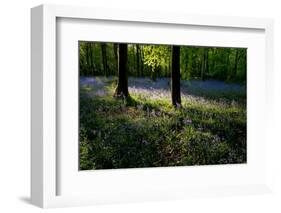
left=233, top=49, right=240, bottom=80
left=244, top=51, right=247, bottom=80
left=201, top=49, right=206, bottom=80
left=101, top=43, right=108, bottom=76
left=140, top=46, right=144, bottom=76
left=211, top=48, right=217, bottom=74
left=205, top=48, right=209, bottom=77
left=201, top=48, right=209, bottom=80
left=89, top=43, right=95, bottom=75
left=85, top=43, right=91, bottom=75
left=113, top=43, right=118, bottom=75
left=171, top=45, right=181, bottom=106
left=226, top=49, right=231, bottom=80
left=151, top=68, right=157, bottom=81
left=187, top=48, right=193, bottom=79
left=115, top=43, right=129, bottom=98
left=136, top=44, right=140, bottom=77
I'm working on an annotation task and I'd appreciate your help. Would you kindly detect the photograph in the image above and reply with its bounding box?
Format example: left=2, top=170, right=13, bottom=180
left=79, top=42, right=247, bottom=170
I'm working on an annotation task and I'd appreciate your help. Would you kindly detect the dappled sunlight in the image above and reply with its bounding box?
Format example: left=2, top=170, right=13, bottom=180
left=80, top=76, right=246, bottom=109
left=79, top=81, right=246, bottom=170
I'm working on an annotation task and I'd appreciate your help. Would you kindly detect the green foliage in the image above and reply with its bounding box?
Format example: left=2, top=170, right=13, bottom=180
left=79, top=42, right=247, bottom=83
left=142, top=45, right=170, bottom=73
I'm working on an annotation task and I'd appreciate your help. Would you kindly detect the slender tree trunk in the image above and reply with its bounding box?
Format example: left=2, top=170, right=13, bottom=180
left=140, top=46, right=144, bottom=76
left=133, top=45, right=137, bottom=76
left=89, top=43, right=95, bottom=75
left=211, top=48, right=217, bottom=75
left=205, top=48, right=209, bottom=77
left=201, top=49, right=206, bottom=80
left=115, top=43, right=129, bottom=98
left=151, top=68, right=157, bottom=81
left=187, top=48, right=193, bottom=79
left=244, top=51, right=247, bottom=80
left=85, top=43, right=91, bottom=75
left=136, top=44, right=140, bottom=77
left=201, top=48, right=209, bottom=81
left=184, top=57, right=188, bottom=76
left=101, top=43, right=108, bottom=76
left=233, top=49, right=240, bottom=80
left=226, top=49, right=231, bottom=80
left=171, top=45, right=181, bottom=106
left=113, top=43, right=118, bottom=75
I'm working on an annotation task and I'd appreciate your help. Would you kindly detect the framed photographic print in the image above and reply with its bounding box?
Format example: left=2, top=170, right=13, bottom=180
left=31, top=4, right=274, bottom=208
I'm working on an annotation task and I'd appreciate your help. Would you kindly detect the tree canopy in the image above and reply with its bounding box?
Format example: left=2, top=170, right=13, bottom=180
left=79, top=42, right=246, bottom=83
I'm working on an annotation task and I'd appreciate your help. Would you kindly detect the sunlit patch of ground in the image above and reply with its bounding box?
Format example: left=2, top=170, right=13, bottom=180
left=81, top=76, right=246, bottom=107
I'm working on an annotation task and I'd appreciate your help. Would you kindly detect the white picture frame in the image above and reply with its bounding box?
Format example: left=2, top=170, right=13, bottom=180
left=31, top=4, right=274, bottom=208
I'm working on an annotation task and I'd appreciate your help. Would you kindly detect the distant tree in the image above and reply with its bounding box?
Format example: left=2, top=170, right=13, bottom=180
left=187, top=47, right=193, bottom=79
left=171, top=45, right=181, bottom=106
left=243, top=50, right=247, bottom=80
left=140, top=45, right=144, bottom=76
left=113, top=43, right=118, bottom=75
left=115, top=43, right=129, bottom=98
left=201, top=48, right=209, bottom=81
left=85, top=43, right=92, bottom=75
left=136, top=44, right=140, bottom=76
left=233, top=49, right=239, bottom=77
left=228, top=49, right=242, bottom=81
left=101, top=43, right=108, bottom=76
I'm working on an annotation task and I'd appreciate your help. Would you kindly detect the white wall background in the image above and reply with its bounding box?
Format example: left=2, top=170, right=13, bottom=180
left=0, top=0, right=280, bottom=212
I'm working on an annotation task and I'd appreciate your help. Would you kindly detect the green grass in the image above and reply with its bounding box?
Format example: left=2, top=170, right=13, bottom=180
left=79, top=81, right=246, bottom=170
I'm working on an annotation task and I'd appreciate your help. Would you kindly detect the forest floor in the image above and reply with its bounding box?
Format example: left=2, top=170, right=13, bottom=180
left=79, top=76, right=246, bottom=170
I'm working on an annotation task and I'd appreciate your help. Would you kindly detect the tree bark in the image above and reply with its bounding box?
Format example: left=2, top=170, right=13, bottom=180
left=113, top=43, right=118, bottom=75
left=136, top=44, right=140, bottom=77
left=205, top=48, right=209, bottom=77
left=101, top=43, right=108, bottom=76
left=201, top=48, right=209, bottom=80
left=226, top=49, right=231, bottom=80
left=244, top=51, right=247, bottom=80
left=171, top=46, right=181, bottom=106
left=115, top=43, right=129, bottom=98
left=233, top=49, right=240, bottom=79
left=140, top=46, right=144, bottom=76
left=85, top=43, right=91, bottom=75
left=89, top=43, right=95, bottom=75
left=201, top=49, right=206, bottom=80
left=187, top=48, right=193, bottom=79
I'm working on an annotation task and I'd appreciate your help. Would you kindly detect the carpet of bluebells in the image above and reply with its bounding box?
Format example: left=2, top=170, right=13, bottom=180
left=79, top=76, right=246, bottom=170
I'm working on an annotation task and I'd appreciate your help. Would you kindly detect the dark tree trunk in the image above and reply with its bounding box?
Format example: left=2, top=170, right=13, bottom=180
left=201, top=49, right=205, bottom=80
left=226, top=49, right=231, bottom=80
left=115, top=43, right=129, bottom=98
left=133, top=45, right=137, bottom=76
left=244, top=51, right=247, bottom=80
left=136, top=44, right=140, bottom=77
left=233, top=49, right=240, bottom=80
left=171, top=45, right=181, bottom=106
left=89, top=43, right=95, bottom=75
left=187, top=48, right=193, bottom=79
left=85, top=43, right=91, bottom=75
left=113, top=43, right=118, bottom=75
left=151, top=68, right=157, bottom=81
left=101, top=43, right=108, bottom=76
left=140, top=46, right=144, bottom=76
left=201, top=48, right=209, bottom=80
left=184, top=57, right=188, bottom=74
left=205, top=49, right=209, bottom=76
left=211, top=48, right=217, bottom=74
